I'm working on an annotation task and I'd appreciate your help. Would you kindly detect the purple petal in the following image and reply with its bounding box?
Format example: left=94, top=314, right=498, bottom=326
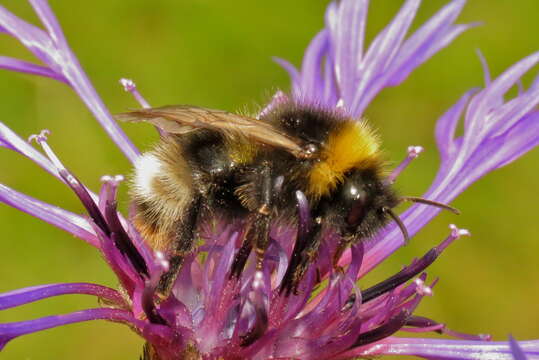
left=348, top=54, right=539, bottom=276
left=322, top=54, right=339, bottom=107
left=0, top=308, right=146, bottom=351
left=0, top=283, right=124, bottom=310
left=0, top=183, right=98, bottom=247
left=486, top=85, right=539, bottom=140
left=388, top=22, right=479, bottom=87
left=492, top=112, right=539, bottom=169
left=351, top=0, right=471, bottom=116
left=386, top=0, right=470, bottom=86
left=361, top=245, right=440, bottom=304
left=29, top=0, right=68, bottom=48
left=366, top=0, right=421, bottom=63
left=0, top=56, right=67, bottom=82
left=354, top=310, right=410, bottom=349
left=91, top=221, right=143, bottom=295
left=0, top=123, right=61, bottom=180
left=435, top=89, right=478, bottom=163
left=270, top=266, right=316, bottom=324
left=325, top=0, right=368, bottom=102
left=0, top=5, right=54, bottom=66
left=476, top=49, right=492, bottom=86
left=340, top=337, right=539, bottom=359
left=202, top=233, right=237, bottom=321
left=103, top=187, right=148, bottom=277
left=464, top=52, right=539, bottom=140
left=457, top=112, right=539, bottom=180
left=349, top=0, right=421, bottom=113
left=286, top=0, right=471, bottom=118
left=510, top=336, right=530, bottom=360
left=238, top=270, right=270, bottom=348
left=273, top=57, right=301, bottom=96
left=299, top=30, right=330, bottom=103
left=0, top=1, right=140, bottom=163
left=141, top=280, right=166, bottom=325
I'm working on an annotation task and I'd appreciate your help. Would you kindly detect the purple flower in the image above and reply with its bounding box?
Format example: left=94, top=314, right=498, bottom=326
left=1, top=0, right=538, bottom=359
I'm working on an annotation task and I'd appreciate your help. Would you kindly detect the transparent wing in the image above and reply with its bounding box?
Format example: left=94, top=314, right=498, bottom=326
left=116, top=105, right=312, bottom=158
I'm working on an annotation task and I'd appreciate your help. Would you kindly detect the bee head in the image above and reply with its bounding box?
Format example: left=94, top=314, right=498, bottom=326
left=334, top=168, right=399, bottom=239
left=336, top=168, right=460, bottom=242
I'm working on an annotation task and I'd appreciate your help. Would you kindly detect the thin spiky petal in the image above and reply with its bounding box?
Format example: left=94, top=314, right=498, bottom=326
left=349, top=54, right=539, bottom=275
left=0, top=0, right=139, bottom=162
left=0, top=1, right=537, bottom=359
left=0, top=308, right=166, bottom=351
left=0, top=283, right=125, bottom=310
left=338, top=337, right=539, bottom=360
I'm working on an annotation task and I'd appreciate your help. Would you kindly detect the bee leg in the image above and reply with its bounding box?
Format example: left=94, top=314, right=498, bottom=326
left=230, top=217, right=254, bottom=278
left=253, top=163, right=274, bottom=271
left=253, top=208, right=272, bottom=270
left=231, top=162, right=273, bottom=277
left=156, top=196, right=202, bottom=297
left=280, top=221, right=322, bottom=296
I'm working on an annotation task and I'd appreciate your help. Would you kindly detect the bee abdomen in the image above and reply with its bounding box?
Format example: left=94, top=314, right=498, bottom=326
left=131, top=144, right=195, bottom=251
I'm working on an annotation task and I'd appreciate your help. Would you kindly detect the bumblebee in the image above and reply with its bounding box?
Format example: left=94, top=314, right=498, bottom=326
left=118, top=102, right=456, bottom=296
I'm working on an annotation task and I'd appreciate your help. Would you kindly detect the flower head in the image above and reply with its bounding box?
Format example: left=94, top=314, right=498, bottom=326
left=1, top=0, right=538, bottom=359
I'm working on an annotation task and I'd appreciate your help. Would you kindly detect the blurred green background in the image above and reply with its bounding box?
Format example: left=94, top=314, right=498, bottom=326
left=0, top=0, right=537, bottom=359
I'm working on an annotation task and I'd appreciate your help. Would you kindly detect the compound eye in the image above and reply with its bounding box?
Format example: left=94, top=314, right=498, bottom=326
left=345, top=184, right=368, bottom=228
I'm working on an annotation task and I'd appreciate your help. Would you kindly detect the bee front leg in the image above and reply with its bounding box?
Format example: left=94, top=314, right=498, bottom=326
left=280, top=218, right=322, bottom=296
left=231, top=162, right=273, bottom=277
left=156, top=196, right=202, bottom=297
left=230, top=223, right=254, bottom=278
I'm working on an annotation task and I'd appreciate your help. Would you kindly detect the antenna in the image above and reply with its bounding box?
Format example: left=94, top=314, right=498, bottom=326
left=400, top=196, right=460, bottom=215
left=384, top=207, right=409, bottom=243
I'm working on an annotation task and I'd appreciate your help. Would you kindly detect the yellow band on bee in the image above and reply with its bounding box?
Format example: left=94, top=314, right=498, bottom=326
left=308, top=120, right=380, bottom=198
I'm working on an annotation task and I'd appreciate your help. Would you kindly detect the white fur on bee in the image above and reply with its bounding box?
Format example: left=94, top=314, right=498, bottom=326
left=131, top=141, right=194, bottom=249
left=133, top=153, right=163, bottom=199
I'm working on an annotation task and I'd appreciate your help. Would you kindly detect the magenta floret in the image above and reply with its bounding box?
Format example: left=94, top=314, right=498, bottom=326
left=0, top=0, right=538, bottom=359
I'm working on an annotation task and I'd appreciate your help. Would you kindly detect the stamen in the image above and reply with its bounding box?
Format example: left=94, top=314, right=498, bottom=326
left=362, top=224, right=469, bottom=303
left=119, top=78, right=166, bottom=137
left=29, top=134, right=148, bottom=278
left=29, top=130, right=109, bottom=234
left=450, top=223, right=471, bottom=239
left=443, top=224, right=470, bottom=252
left=400, top=196, right=460, bottom=214
left=414, top=278, right=433, bottom=297
left=384, top=207, right=409, bottom=243
left=386, top=145, right=424, bottom=184
left=99, top=175, right=125, bottom=200
left=27, top=129, right=50, bottom=144
left=100, top=174, right=125, bottom=184
left=98, top=174, right=125, bottom=223
left=28, top=130, right=67, bottom=173
left=119, top=78, right=150, bottom=108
